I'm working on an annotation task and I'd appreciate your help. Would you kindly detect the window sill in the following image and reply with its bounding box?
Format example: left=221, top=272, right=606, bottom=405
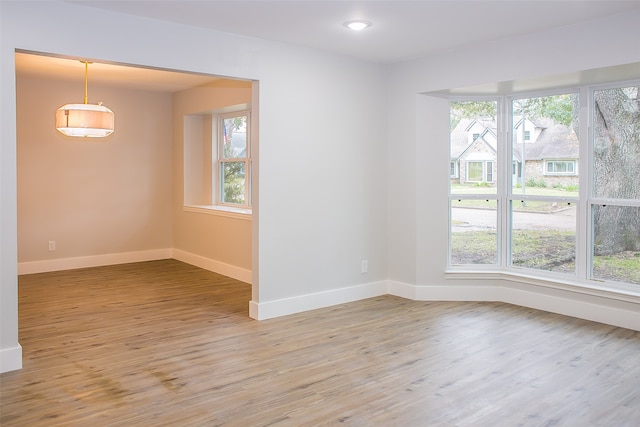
left=445, top=268, right=640, bottom=304
left=184, top=205, right=252, bottom=220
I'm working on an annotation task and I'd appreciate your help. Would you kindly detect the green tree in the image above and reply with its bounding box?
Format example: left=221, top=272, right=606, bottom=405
left=452, top=95, right=575, bottom=128
left=592, top=86, right=640, bottom=255
left=450, top=101, right=496, bottom=129
left=514, top=94, right=575, bottom=127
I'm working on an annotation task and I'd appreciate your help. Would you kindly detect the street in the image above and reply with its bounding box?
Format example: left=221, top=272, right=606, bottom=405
left=452, top=206, right=576, bottom=232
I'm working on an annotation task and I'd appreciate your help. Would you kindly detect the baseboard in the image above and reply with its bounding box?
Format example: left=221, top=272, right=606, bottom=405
left=17, top=248, right=250, bottom=284
left=0, top=345, right=22, bottom=373
left=387, top=280, right=640, bottom=331
left=172, top=249, right=252, bottom=284
left=249, top=280, right=388, bottom=320
left=499, top=285, right=640, bottom=331
left=18, top=249, right=173, bottom=275
left=251, top=279, right=639, bottom=329
left=387, top=280, right=502, bottom=301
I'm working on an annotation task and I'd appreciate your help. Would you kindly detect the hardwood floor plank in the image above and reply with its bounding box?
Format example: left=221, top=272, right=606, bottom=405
left=2, top=259, right=640, bottom=426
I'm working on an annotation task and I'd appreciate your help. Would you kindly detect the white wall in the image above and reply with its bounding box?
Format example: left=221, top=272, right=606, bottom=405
left=0, top=1, right=388, bottom=371
left=256, top=50, right=388, bottom=304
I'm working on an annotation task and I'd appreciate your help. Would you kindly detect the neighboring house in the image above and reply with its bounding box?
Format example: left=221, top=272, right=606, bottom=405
left=450, top=117, right=579, bottom=187
left=450, top=118, right=498, bottom=184
left=513, top=121, right=579, bottom=188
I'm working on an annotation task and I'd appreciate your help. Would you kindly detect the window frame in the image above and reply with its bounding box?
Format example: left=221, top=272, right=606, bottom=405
left=216, top=110, right=251, bottom=209
left=587, top=82, right=640, bottom=287
left=448, top=81, right=640, bottom=291
left=449, top=98, right=500, bottom=269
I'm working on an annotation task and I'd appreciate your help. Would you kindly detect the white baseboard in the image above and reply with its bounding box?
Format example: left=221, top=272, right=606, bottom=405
left=0, top=345, right=22, bottom=373
left=387, top=280, right=640, bottom=331
left=172, top=249, right=252, bottom=284
left=499, top=285, right=640, bottom=331
left=17, top=248, right=251, bottom=284
left=388, top=280, right=502, bottom=301
left=249, top=280, right=388, bottom=320
left=18, top=249, right=173, bottom=275
left=250, top=278, right=639, bottom=329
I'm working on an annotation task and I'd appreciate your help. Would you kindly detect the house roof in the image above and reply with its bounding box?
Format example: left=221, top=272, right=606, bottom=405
left=450, top=129, right=470, bottom=159
left=450, top=117, right=497, bottom=158
left=514, top=124, right=579, bottom=160
left=452, top=118, right=579, bottom=161
left=457, top=136, right=496, bottom=161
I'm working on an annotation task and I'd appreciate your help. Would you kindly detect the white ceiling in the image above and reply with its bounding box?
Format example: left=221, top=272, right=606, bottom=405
left=14, top=51, right=225, bottom=92
left=66, top=0, right=640, bottom=63
left=16, top=1, right=640, bottom=92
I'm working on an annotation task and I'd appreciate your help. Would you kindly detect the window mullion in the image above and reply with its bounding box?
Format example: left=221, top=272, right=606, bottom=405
left=577, top=87, right=590, bottom=281
left=497, top=97, right=510, bottom=268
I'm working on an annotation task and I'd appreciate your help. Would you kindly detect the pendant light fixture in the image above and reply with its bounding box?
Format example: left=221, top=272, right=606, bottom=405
left=55, top=61, right=114, bottom=138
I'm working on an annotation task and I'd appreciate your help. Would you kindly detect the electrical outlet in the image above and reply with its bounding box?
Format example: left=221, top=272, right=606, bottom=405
left=48, top=240, right=56, bottom=252
left=361, top=260, right=368, bottom=274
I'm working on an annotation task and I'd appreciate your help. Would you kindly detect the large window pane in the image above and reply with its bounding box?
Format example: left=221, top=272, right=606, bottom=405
left=509, top=93, right=579, bottom=275
left=510, top=201, right=576, bottom=273
left=450, top=101, right=498, bottom=195
left=592, top=205, right=640, bottom=285
left=591, top=85, right=640, bottom=286
left=450, top=199, right=497, bottom=265
left=512, top=94, right=579, bottom=195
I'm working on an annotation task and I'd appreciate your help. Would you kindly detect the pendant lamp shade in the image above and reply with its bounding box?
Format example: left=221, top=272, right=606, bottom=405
left=56, top=103, right=114, bottom=137
left=55, top=61, right=115, bottom=138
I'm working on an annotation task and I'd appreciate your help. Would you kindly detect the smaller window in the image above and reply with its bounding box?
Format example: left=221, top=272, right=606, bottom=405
left=546, top=160, right=576, bottom=175
left=466, top=160, right=494, bottom=183
left=524, top=130, right=531, bottom=141
left=472, top=133, right=480, bottom=141
left=218, top=112, right=251, bottom=208
left=450, top=161, right=458, bottom=178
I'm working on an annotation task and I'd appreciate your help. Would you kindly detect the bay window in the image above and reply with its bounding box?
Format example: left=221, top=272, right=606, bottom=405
left=449, top=82, right=640, bottom=289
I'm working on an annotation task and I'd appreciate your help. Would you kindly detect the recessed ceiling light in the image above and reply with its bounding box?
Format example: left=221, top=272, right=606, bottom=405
left=343, top=20, right=372, bottom=31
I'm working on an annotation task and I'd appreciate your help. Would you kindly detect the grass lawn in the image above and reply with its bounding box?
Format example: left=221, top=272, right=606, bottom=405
left=451, top=229, right=640, bottom=285
left=594, top=252, right=640, bottom=285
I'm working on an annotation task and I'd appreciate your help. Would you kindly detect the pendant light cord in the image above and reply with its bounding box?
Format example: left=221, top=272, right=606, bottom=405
left=83, top=61, right=89, bottom=105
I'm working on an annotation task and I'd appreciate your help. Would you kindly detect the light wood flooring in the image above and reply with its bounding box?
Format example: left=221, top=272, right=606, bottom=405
left=2, top=259, right=640, bottom=426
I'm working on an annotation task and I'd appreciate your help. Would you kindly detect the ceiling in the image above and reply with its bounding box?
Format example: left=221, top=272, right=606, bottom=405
left=14, top=51, right=225, bottom=93
left=16, top=1, right=640, bottom=92
left=66, top=0, right=640, bottom=63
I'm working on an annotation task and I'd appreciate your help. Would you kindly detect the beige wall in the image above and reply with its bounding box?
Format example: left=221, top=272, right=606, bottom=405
left=17, top=74, right=173, bottom=262
left=172, top=80, right=253, bottom=273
